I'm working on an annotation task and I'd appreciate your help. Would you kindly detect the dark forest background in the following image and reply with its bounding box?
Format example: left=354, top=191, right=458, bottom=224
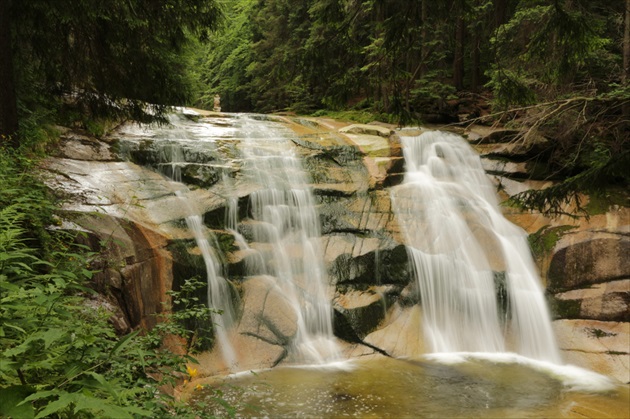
left=0, top=1, right=628, bottom=417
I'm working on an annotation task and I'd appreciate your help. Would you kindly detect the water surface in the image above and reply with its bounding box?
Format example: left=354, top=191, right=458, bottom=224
left=190, top=355, right=628, bottom=418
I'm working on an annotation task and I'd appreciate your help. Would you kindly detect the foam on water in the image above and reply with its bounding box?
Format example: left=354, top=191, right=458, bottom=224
left=425, top=352, right=618, bottom=393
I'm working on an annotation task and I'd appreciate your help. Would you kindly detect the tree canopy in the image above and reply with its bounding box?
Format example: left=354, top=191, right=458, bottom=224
left=0, top=0, right=628, bottom=205
left=0, top=0, right=221, bottom=144
left=198, top=0, right=629, bottom=214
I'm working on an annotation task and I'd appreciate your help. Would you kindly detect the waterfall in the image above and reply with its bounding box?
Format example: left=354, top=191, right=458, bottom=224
left=122, top=115, right=240, bottom=369
left=236, top=116, right=339, bottom=363
left=176, top=197, right=238, bottom=369
left=391, top=130, right=560, bottom=363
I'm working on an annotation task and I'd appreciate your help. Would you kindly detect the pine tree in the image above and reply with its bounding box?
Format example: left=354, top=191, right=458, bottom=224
left=2, top=0, right=221, bottom=145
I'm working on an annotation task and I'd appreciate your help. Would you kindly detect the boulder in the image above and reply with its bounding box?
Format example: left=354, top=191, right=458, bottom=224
left=237, top=276, right=299, bottom=344
left=551, top=279, right=629, bottom=322
left=363, top=304, right=427, bottom=357
left=474, top=129, right=550, bottom=160
left=333, top=286, right=395, bottom=338
left=54, top=130, right=116, bottom=161
left=547, top=232, right=630, bottom=292
left=339, top=124, right=394, bottom=138
left=71, top=214, right=173, bottom=330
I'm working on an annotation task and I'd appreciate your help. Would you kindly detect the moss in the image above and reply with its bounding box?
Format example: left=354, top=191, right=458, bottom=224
left=528, top=224, right=576, bottom=259
left=584, top=186, right=629, bottom=216
left=587, top=328, right=617, bottom=339
left=548, top=297, right=581, bottom=320
left=167, top=239, right=207, bottom=286
left=214, top=231, right=237, bottom=255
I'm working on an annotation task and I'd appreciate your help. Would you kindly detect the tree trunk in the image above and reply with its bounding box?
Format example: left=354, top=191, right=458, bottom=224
left=0, top=0, right=19, bottom=145
left=471, top=35, right=481, bottom=91
left=453, top=16, right=465, bottom=90
left=623, top=0, right=629, bottom=85
left=494, top=0, right=507, bottom=28
left=623, top=0, right=630, bottom=118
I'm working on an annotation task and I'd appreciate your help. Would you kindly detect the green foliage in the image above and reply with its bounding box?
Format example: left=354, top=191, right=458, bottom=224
left=310, top=109, right=394, bottom=124
left=149, top=277, right=216, bottom=354
left=494, top=3, right=607, bottom=79
left=197, top=1, right=448, bottom=120
left=488, top=1, right=620, bottom=106
left=527, top=225, right=576, bottom=259
left=197, top=0, right=256, bottom=111
left=510, top=142, right=630, bottom=216
left=8, top=0, right=222, bottom=129
left=0, top=146, right=227, bottom=418
left=485, top=69, right=537, bottom=109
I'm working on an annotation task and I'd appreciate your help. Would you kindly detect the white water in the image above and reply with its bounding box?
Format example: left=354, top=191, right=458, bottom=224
left=236, top=116, right=339, bottom=363
left=391, top=130, right=560, bottom=363
left=176, top=198, right=239, bottom=370
left=131, top=115, right=240, bottom=369
left=424, top=352, right=616, bottom=393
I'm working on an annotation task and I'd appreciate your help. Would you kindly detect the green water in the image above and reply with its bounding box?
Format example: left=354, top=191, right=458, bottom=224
left=189, top=355, right=629, bottom=418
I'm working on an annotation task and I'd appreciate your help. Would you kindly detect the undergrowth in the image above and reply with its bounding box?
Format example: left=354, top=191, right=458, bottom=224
left=0, top=145, right=230, bottom=418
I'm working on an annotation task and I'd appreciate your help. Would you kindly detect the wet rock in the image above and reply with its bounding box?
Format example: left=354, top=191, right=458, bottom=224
left=44, top=115, right=630, bottom=384
left=480, top=158, right=530, bottom=179
left=318, top=191, right=401, bottom=240
left=333, top=287, right=394, bottom=338
left=70, top=213, right=173, bottom=330
left=547, top=232, right=630, bottom=292
left=322, top=232, right=409, bottom=339
left=339, top=124, right=394, bottom=138
left=54, top=130, right=116, bottom=161
left=553, top=319, right=629, bottom=383
left=363, top=304, right=427, bottom=357
left=471, top=128, right=550, bottom=161
left=237, top=276, right=299, bottom=344
left=551, top=279, right=629, bottom=322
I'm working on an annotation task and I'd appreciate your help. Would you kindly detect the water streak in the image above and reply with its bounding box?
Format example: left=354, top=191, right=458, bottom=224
left=391, top=130, right=560, bottom=362
left=236, top=116, right=339, bottom=363
left=123, top=115, right=240, bottom=369
left=176, top=196, right=238, bottom=370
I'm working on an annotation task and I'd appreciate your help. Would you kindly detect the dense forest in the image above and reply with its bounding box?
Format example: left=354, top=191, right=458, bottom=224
left=197, top=0, right=629, bottom=214
left=0, top=0, right=629, bottom=417
left=2, top=0, right=629, bottom=212
left=201, top=0, right=629, bottom=117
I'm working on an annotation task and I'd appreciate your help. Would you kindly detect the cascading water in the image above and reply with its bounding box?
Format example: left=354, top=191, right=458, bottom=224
left=391, top=130, right=560, bottom=363
left=121, top=115, right=239, bottom=369
left=235, top=116, right=339, bottom=363
left=104, top=115, right=624, bottom=417
left=176, top=200, right=238, bottom=370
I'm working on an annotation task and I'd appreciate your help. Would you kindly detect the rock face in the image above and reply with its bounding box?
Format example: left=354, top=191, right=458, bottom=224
left=44, top=115, right=629, bottom=383
left=544, top=227, right=630, bottom=383
left=464, top=123, right=629, bottom=383
left=553, top=320, right=629, bottom=384
left=547, top=232, right=630, bottom=292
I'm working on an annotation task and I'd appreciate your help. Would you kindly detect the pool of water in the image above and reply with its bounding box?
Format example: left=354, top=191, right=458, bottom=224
left=189, top=354, right=628, bottom=418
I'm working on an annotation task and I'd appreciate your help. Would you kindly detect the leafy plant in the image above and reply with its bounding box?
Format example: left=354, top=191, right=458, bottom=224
left=0, top=145, right=228, bottom=418
left=147, top=277, right=217, bottom=355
